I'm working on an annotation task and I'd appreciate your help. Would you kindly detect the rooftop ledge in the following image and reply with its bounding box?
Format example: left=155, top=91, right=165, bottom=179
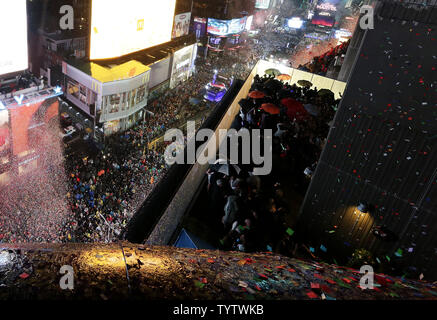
left=0, top=243, right=436, bottom=300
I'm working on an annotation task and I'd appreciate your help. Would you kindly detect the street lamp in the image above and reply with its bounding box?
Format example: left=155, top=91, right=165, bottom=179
left=357, top=203, right=369, bottom=214
left=350, top=202, right=370, bottom=235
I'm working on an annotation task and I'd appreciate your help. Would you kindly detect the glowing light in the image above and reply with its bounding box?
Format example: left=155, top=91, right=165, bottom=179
left=357, top=203, right=369, bottom=214
left=13, top=95, right=24, bottom=105
left=335, top=29, right=352, bottom=40
left=308, top=11, right=314, bottom=20
left=287, top=17, right=303, bottom=29
left=80, top=248, right=172, bottom=275
left=90, top=0, right=176, bottom=60
left=54, top=86, right=62, bottom=94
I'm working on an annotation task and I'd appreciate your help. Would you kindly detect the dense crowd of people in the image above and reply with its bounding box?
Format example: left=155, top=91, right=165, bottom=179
left=0, top=125, right=69, bottom=242
left=205, top=74, right=341, bottom=254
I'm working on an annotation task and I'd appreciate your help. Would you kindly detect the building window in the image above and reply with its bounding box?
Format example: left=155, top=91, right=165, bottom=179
left=79, top=85, right=87, bottom=104
left=136, top=85, right=146, bottom=104
left=58, top=43, right=66, bottom=52
left=109, top=94, right=121, bottom=113
left=130, top=89, right=137, bottom=107
left=120, top=92, right=126, bottom=111
left=126, top=92, right=131, bottom=109
left=67, top=79, right=80, bottom=98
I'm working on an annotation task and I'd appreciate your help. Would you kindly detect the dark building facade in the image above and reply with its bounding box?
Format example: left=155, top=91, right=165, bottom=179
left=28, top=0, right=90, bottom=33
left=298, top=1, right=437, bottom=280
left=193, top=0, right=256, bottom=20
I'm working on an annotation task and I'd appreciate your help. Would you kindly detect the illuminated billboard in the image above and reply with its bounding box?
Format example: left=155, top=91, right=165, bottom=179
left=170, top=45, right=196, bottom=89
left=255, top=0, right=270, bottom=9
left=90, top=0, right=177, bottom=60
left=172, top=12, right=191, bottom=39
left=207, top=17, right=247, bottom=36
left=316, top=2, right=338, bottom=11
left=193, top=17, right=207, bottom=39
left=0, top=0, right=28, bottom=76
left=312, top=11, right=335, bottom=27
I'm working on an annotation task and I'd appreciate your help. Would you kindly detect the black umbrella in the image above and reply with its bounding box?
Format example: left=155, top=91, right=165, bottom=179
left=297, top=80, right=313, bottom=88
left=264, top=78, right=283, bottom=91
left=238, top=98, right=252, bottom=113
left=318, top=89, right=334, bottom=96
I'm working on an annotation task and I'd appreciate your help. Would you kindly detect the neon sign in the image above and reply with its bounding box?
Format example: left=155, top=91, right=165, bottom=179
left=316, top=3, right=337, bottom=11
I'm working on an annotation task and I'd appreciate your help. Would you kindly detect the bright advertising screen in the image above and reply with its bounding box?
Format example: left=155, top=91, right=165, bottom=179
left=0, top=0, right=28, bottom=76
left=255, top=0, right=270, bottom=9
left=90, top=0, right=177, bottom=60
left=170, top=44, right=195, bottom=89
left=312, top=11, right=335, bottom=27
left=207, top=17, right=247, bottom=36
left=172, top=12, right=191, bottom=39
left=193, top=17, right=207, bottom=39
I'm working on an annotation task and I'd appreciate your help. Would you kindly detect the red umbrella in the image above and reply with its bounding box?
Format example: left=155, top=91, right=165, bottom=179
left=98, top=170, right=105, bottom=176
left=276, top=74, right=291, bottom=81
left=280, top=98, right=308, bottom=121
left=248, top=91, right=265, bottom=99
left=261, top=103, right=280, bottom=115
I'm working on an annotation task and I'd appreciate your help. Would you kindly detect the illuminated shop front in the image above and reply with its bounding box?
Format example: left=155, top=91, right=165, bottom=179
left=63, top=60, right=151, bottom=137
